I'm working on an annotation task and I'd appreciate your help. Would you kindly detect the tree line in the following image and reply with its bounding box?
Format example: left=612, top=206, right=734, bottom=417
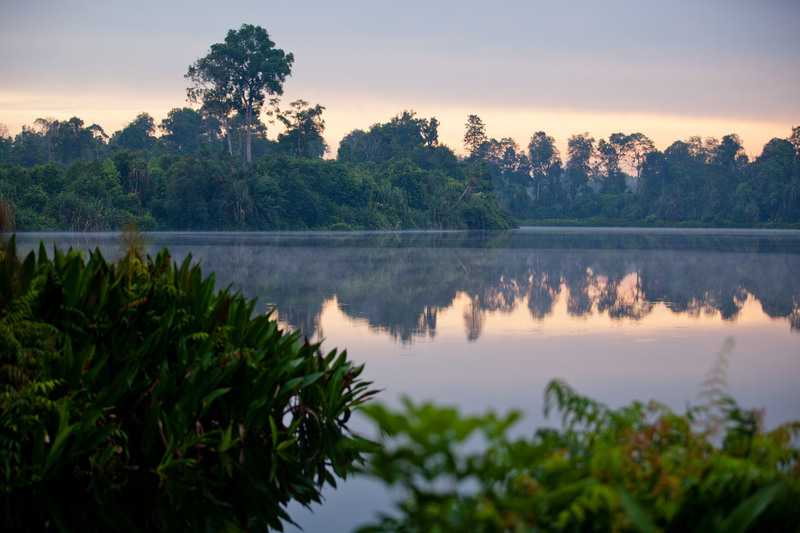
left=463, top=115, right=800, bottom=226
left=0, top=24, right=798, bottom=231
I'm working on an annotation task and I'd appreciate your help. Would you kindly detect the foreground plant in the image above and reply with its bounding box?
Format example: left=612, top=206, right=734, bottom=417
left=0, top=236, right=376, bottom=531
left=359, top=381, right=800, bottom=532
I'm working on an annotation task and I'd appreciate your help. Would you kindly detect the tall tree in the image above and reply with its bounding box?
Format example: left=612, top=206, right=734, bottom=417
left=658, top=139, right=707, bottom=220
left=160, top=107, right=221, bottom=154
left=638, top=149, right=669, bottom=207
left=336, top=111, right=441, bottom=163
left=701, top=134, right=747, bottom=219
left=740, top=138, right=795, bottom=222
left=53, top=117, right=107, bottom=163
left=274, top=99, right=328, bottom=158
left=527, top=131, right=562, bottom=203
left=10, top=126, right=49, bottom=166
left=111, top=113, right=157, bottom=151
left=596, top=135, right=625, bottom=193
left=201, top=94, right=237, bottom=156
left=788, top=126, right=799, bottom=157
left=565, top=133, right=595, bottom=200
left=594, top=132, right=655, bottom=193
left=186, top=24, right=294, bottom=164
left=713, top=134, right=748, bottom=171
left=13, top=117, right=107, bottom=164
left=483, top=138, right=526, bottom=177
left=0, top=124, right=11, bottom=164
left=422, top=117, right=440, bottom=147
left=464, top=115, right=487, bottom=157
left=621, top=132, right=655, bottom=184
left=32, top=118, right=57, bottom=162
left=227, top=111, right=271, bottom=160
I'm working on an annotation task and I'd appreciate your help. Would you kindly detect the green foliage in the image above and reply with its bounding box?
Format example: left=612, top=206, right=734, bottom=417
left=464, top=114, right=800, bottom=227
left=159, top=107, right=222, bottom=155
left=2, top=74, right=798, bottom=230
left=186, top=24, right=294, bottom=164
left=0, top=160, right=144, bottom=231
left=358, top=380, right=800, bottom=532
left=1, top=118, right=108, bottom=166
left=273, top=99, right=328, bottom=158
left=337, top=111, right=440, bottom=164
left=110, top=113, right=157, bottom=152
left=0, top=135, right=513, bottom=230
left=0, top=236, right=377, bottom=531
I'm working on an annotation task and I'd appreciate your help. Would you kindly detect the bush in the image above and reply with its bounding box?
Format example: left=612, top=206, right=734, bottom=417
left=0, top=236, right=377, bottom=531
left=459, top=193, right=513, bottom=230
left=359, top=380, right=800, bottom=532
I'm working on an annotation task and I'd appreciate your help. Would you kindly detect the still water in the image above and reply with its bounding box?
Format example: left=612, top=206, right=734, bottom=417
left=15, top=228, right=800, bottom=531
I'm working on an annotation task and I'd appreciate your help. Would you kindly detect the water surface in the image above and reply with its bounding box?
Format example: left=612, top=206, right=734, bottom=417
left=14, top=228, right=800, bottom=532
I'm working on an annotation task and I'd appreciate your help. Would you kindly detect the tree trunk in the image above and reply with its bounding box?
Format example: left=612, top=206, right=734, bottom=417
left=245, top=106, right=253, bottom=164
left=222, top=117, right=233, bottom=156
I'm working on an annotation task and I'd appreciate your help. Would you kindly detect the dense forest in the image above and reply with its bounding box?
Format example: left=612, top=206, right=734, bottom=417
left=0, top=24, right=798, bottom=231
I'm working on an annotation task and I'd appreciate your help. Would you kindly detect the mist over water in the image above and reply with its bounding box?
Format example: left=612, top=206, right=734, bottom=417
left=15, top=227, right=800, bottom=531
left=15, top=227, right=800, bottom=416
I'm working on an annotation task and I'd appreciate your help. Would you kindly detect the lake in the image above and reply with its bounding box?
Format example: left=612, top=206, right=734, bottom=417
left=14, top=227, right=800, bottom=532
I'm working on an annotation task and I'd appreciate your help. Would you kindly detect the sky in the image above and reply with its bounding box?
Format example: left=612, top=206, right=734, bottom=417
left=1, top=0, right=798, bottom=156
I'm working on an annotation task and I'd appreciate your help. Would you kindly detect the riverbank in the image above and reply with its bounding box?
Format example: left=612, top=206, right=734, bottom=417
left=517, top=217, right=800, bottom=230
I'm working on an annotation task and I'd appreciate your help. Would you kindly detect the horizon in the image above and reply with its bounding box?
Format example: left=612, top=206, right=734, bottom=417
left=2, top=0, right=798, bottom=157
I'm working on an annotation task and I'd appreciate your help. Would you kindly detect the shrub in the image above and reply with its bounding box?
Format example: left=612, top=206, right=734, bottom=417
left=0, top=236, right=376, bottom=531
left=359, top=380, right=800, bottom=532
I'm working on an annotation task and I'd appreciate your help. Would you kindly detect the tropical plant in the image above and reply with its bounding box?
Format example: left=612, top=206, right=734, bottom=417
left=358, top=380, right=800, bottom=532
left=0, top=236, right=377, bottom=531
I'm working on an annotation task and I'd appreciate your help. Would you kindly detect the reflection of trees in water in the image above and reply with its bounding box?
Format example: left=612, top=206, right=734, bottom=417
left=17, top=231, right=800, bottom=343
left=172, top=243, right=800, bottom=344
left=463, top=296, right=485, bottom=342
left=417, top=306, right=438, bottom=339
left=595, top=272, right=652, bottom=320
left=791, top=305, right=800, bottom=331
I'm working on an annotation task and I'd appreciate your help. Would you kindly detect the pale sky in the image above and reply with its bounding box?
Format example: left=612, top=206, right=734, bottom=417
left=1, top=0, right=798, bottom=156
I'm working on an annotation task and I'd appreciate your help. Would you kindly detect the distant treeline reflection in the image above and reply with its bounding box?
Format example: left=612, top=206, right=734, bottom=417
left=17, top=230, right=800, bottom=342
left=155, top=231, right=800, bottom=342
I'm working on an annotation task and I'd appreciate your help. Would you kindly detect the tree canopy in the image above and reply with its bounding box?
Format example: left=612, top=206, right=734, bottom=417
left=186, top=24, right=294, bottom=164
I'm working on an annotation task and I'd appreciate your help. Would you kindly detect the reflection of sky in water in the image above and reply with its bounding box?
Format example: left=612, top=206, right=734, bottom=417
left=14, top=228, right=800, bottom=532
